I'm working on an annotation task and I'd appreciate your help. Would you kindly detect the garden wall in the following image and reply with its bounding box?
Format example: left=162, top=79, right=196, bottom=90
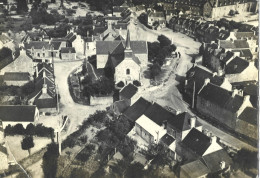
left=90, top=95, right=113, bottom=106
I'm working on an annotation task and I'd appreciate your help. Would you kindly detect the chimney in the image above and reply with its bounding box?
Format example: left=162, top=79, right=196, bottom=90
left=210, top=135, right=217, bottom=143
left=87, top=30, right=89, bottom=37
left=232, top=89, right=238, bottom=97
left=217, top=68, right=223, bottom=76
left=219, top=161, right=226, bottom=170
left=35, top=65, right=39, bottom=77
left=238, top=89, right=243, bottom=96
left=212, top=72, right=217, bottom=77
left=204, top=78, right=210, bottom=85
left=92, top=35, right=94, bottom=41
left=190, top=117, right=196, bottom=128
left=12, top=52, right=15, bottom=60
left=175, top=109, right=181, bottom=115
left=42, top=83, right=47, bottom=94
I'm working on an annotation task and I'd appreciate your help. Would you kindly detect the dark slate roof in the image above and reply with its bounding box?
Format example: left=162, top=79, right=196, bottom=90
left=3, top=72, right=30, bottom=81
left=182, top=128, right=211, bottom=156
left=201, top=149, right=233, bottom=172
left=50, top=41, right=62, bottom=50
left=144, top=102, right=175, bottom=125
left=123, top=97, right=152, bottom=122
left=186, top=65, right=224, bottom=93
left=35, top=98, right=57, bottom=109
left=37, top=63, right=54, bottom=74
left=24, top=41, right=50, bottom=50
left=96, top=41, right=147, bottom=55
left=114, top=35, right=125, bottom=41
left=60, top=47, right=76, bottom=53
left=0, top=105, right=37, bottom=122
left=233, top=40, right=250, bottom=48
left=160, top=133, right=175, bottom=146
left=180, top=159, right=210, bottom=178
left=238, top=107, right=257, bottom=125
left=168, top=112, right=202, bottom=131
left=232, top=49, right=253, bottom=59
left=243, top=83, right=258, bottom=96
left=198, top=83, right=244, bottom=113
left=120, top=83, right=138, bottom=99
left=148, top=11, right=165, bottom=17
left=225, top=56, right=249, bottom=74
left=235, top=32, right=257, bottom=40
left=65, top=32, right=76, bottom=43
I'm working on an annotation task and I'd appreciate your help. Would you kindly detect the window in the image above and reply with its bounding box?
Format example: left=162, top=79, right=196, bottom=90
left=43, top=53, right=45, bottom=57
left=37, top=53, right=40, bottom=57
left=126, top=69, right=130, bottom=75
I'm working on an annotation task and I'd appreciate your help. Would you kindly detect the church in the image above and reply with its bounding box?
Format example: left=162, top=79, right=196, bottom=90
left=96, top=30, right=148, bottom=85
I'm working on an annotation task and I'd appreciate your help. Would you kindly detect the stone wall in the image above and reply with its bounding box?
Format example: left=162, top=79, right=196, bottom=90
left=90, top=95, right=113, bottom=106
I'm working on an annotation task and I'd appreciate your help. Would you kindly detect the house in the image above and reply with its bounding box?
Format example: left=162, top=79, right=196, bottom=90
left=147, top=10, right=166, bottom=28
left=135, top=114, right=167, bottom=144
left=0, top=47, right=35, bottom=75
left=3, top=72, right=31, bottom=86
left=218, top=39, right=250, bottom=52
left=166, top=112, right=203, bottom=141
left=0, top=105, right=39, bottom=128
left=123, top=97, right=152, bottom=123
left=28, top=63, right=57, bottom=114
left=178, top=128, right=223, bottom=162
left=65, top=30, right=85, bottom=55
left=160, top=133, right=176, bottom=158
left=60, top=47, right=76, bottom=60
left=225, top=56, right=258, bottom=83
left=184, top=65, right=232, bottom=104
left=203, top=0, right=257, bottom=19
left=119, top=83, right=138, bottom=106
left=0, top=143, right=8, bottom=173
left=22, top=29, right=49, bottom=43
left=235, top=107, right=258, bottom=140
left=112, top=6, right=128, bottom=17
left=110, top=100, right=129, bottom=117
left=196, top=82, right=253, bottom=129
left=84, top=35, right=96, bottom=56
left=96, top=30, right=148, bottom=70
left=180, top=149, right=233, bottom=178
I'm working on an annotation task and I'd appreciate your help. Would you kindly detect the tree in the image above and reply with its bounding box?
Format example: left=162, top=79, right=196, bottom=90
left=25, top=124, right=35, bottom=136
left=21, top=136, right=34, bottom=155
left=125, top=162, right=145, bottom=178
left=42, top=143, right=59, bottom=178
left=150, top=63, right=161, bottom=79
left=13, top=124, right=25, bottom=135
left=70, top=168, right=89, bottom=178
left=158, top=35, right=171, bottom=48
left=16, top=0, right=28, bottom=14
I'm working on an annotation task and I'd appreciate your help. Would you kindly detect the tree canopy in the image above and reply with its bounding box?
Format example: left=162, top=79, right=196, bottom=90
left=21, top=136, right=34, bottom=155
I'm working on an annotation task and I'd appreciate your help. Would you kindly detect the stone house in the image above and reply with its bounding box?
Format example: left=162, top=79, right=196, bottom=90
left=196, top=82, right=253, bottom=129
left=203, top=0, right=257, bottom=19
left=28, top=63, right=57, bottom=114
left=135, top=114, right=167, bottom=144
left=119, top=83, right=138, bottom=106
left=3, top=72, right=31, bottom=86
left=225, top=56, right=258, bottom=83
left=147, top=10, right=166, bottom=28
left=0, top=105, right=39, bottom=128
left=60, top=47, right=76, bottom=60
left=235, top=107, right=257, bottom=140
left=0, top=47, right=35, bottom=75
left=177, top=128, right=223, bottom=163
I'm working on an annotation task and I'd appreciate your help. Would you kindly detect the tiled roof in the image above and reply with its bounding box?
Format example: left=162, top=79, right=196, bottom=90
left=180, top=159, right=210, bottom=177
left=60, top=47, right=76, bottom=53
left=225, top=56, right=249, bottom=74
left=50, top=41, right=62, bottom=50
left=120, top=83, right=138, bottom=99
left=0, top=105, right=37, bottom=122
left=238, top=107, right=257, bottom=125
left=96, top=41, right=147, bottom=55
left=182, top=128, right=211, bottom=156
left=37, top=63, right=54, bottom=74
left=235, top=32, right=257, bottom=40
left=201, top=149, right=233, bottom=172
left=198, top=83, right=244, bottom=113
left=168, top=112, right=202, bottom=131
left=35, top=98, right=57, bottom=109
left=144, top=102, right=175, bottom=125
left=3, top=72, right=30, bottom=81
left=233, top=40, right=250, bottom=48
left=65, top=33, right=76, bottom=43
left=232, top=49, right=253, bottom=59
left=160, top=133, right=175, bottom=146
left=24, top=41, right=50, bottom=50
left=123, top=97, right=152, bottom=122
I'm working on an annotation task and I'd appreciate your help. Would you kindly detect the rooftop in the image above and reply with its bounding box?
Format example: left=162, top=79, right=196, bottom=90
left=3, top=72, right=30, bottom=81
left=120, top=83, right=138, bottom=99
left=238, top=107, right=257, bottom=125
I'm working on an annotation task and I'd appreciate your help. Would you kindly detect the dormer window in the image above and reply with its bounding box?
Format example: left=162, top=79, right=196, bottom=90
left=126, top=69, right=130, bottom=75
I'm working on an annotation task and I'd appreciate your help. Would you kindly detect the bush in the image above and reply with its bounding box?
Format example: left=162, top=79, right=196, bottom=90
left=76, top=144, right=95, bottom=162
left=133, top=80, right=141, bottom=87
left=117, top=81, right=125, bottom=88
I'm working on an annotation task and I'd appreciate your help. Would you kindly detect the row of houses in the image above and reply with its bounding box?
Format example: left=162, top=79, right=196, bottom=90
left=109, top=92, right=233, bottom=177
left=184, top=63, right=258, bottom=141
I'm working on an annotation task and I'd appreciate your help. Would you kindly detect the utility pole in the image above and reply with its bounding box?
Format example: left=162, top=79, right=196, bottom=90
left=56, top=85, right=59, bottom=114
left=192, top=81, right=195, bottom=109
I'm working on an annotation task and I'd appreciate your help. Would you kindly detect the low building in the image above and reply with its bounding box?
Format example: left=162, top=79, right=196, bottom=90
left=135, top=114, right=167, bottom=144
left=0, top=105, right=39, bottom=128
left=196, top=82, right=253, bottom=129
left=119, top=83, right=138, bottom=106
left=3, top=72, right=31, bottom=86
left=147, top=10, right=166, bottom=28
left=235, top=107, right=258, bottom=140
left=160, top=133, right=176, bottom=158
left=225, top=56, right=258, bottom=83
left=60, top=47, right=76, bottom=60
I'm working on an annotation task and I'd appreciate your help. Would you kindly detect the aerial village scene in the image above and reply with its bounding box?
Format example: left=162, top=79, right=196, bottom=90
left=0, top=0, right=258, bottom=177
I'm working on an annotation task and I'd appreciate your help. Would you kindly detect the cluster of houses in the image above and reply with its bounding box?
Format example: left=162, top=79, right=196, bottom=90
left=109, top=84, right=233, bottom=177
